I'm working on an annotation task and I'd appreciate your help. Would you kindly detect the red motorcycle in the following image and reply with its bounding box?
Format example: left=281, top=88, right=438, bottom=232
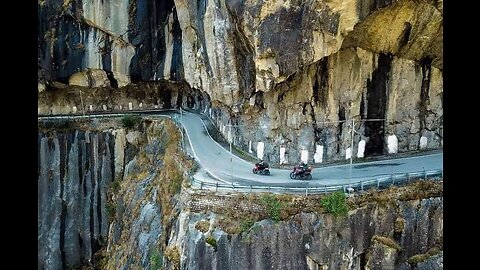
left=290, top=165, right=312, bottom=180
left=252, top=163, right=270, bottom=175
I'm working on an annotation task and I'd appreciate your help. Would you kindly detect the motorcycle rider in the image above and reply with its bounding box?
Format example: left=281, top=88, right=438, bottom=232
left=299, top=161, right=308, bottom=174
left=258, top=159, right=267, bottom=170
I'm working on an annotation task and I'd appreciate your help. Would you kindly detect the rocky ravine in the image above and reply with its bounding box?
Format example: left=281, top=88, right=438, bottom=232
left=38, top=0, right=443, bottom=164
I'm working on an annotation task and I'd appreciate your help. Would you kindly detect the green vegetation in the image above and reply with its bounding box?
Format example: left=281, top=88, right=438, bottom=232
left=106, top=179, right=121, bottom=221
left=149, top=249, right=163, bottom=270
left=111, top=179, right=120, bottom=193
left=320, top=191, right=348, bottom=217
left=121, top=114, right=141, bottom=129
left=155, top=120, right=196, bottom=265
left=261, top=193, right=283, bottom=221
left=394, top=217, right=405, bottom=233
left=106, top=201, right=115, bottom=221
left=239, top=218, right=255, bottom=233
left=205, top=236, right=217, bottom=251
left=40, top=119, right=74, bottom=130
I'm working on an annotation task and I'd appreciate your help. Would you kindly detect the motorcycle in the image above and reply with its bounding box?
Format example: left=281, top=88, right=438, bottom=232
left=289, top=165, right=313, bottom=180
left=252, top=163, right=270, bottom=175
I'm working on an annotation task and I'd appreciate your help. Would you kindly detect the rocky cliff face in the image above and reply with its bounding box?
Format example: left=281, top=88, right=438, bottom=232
left=38, top=129, right=114, bottom=269
left=38, top=0, right=443, bottom=164
left=166, top=191, right=443, bottom=270
left=38, top=118, right=443, bottom=270
left=38, top=0, right=185, bottom=86
left=37, top=80, right=210, bottom=115
left=38, top=118, right=194, bottom=269
left=103, top=119, right=195, bottom=270
left=197, top=0, right=443, bottom=163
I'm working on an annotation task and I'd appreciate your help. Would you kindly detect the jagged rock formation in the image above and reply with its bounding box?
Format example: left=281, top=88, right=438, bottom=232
left=166, top=195, right=443, bottom=270
left=37, top=80, right=210, bottom=115
left=38, top=119, right=194, bottom=270
left=38, top=0, right=443, bottom=164
left=38, top=0, right=185, bottom=86
left=38, top=0, right=135, bottom=86
left=104, top=120, right=195, bottom=269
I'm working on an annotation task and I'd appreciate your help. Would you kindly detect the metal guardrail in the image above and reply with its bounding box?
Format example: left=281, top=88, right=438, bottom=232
left=189, top=168, right=443, bottom=195
left=37, top=109, right=177, bottom=121
left=38, top=113, right=132, bottom=121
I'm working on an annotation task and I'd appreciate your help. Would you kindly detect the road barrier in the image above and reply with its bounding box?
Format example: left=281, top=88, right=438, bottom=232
left=37, top=109, right=177, bottom=121
left=188, top=168, right=443, bottom=195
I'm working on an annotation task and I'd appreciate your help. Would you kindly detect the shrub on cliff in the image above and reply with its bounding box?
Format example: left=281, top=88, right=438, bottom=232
left=240, top=218, right=255, bottom=233
left=321, top=191, right=348, bottom=217
left=261, top=193, right=283, bottom=221
left=149, top=249, right=162, bottom=270
left=121, top=115, right=141, bottom=129
left=205, top=236, right=217, bottom=251
left=40, top=119, right=74, bottom=130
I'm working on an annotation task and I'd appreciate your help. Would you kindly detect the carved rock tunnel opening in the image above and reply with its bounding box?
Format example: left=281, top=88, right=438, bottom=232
left=365, top=53, right=392, bottom=156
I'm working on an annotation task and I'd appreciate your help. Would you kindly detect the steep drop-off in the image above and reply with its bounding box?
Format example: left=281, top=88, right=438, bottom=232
left=38, top=118, right=443, bottom=270
left=165, top=181, right=443, bottom=270
left=38, top=118, right=195, bottom=269
left=38, top=129, right=114, bottom=269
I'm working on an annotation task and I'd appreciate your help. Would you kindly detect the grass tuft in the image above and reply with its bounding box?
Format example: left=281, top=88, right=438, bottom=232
left=320, top=191, right=348, bottom=217
left=120, top=115, right=141, bottom=129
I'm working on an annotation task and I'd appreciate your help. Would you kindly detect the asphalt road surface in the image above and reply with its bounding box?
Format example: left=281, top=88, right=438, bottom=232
left=177, top=111, right=443, bottom=188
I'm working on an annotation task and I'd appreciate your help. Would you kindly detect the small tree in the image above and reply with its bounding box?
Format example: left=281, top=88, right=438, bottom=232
left=205, top=236, right=217, bottom=251
left=321, top=191, right=348, bottom=217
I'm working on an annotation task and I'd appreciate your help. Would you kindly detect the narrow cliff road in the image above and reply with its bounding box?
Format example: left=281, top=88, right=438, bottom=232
left=38, top=109, right=443, bottom=191
left=176, top=111, right=443, bottom=189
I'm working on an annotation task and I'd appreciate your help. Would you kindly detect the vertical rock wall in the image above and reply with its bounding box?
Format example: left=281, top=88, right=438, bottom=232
left=38, top=130, right=114, bottom=269
left=38, top=0, right=182, bottom=85
left=210, top=47, right=442, bottom=163
left=38, top=119, right=192, bottom=270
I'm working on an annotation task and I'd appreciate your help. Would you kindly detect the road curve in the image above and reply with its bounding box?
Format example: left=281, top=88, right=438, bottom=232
left=178, top=111, right=443, bottom=188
